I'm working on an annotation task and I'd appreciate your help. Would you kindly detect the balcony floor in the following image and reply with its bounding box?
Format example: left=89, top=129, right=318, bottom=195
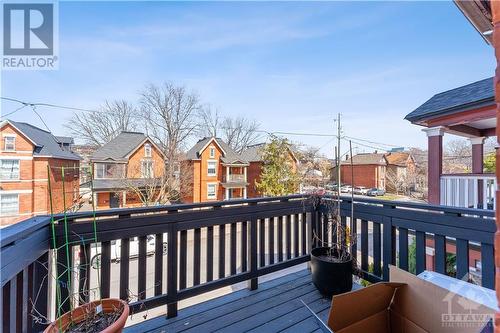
left=125, top=269, right=358, bottom=333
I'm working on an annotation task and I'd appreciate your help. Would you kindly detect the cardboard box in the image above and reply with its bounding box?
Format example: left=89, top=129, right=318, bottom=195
left=327, top=266, right=494, bottom=333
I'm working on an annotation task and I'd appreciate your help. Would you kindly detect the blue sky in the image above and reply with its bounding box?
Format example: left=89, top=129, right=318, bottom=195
left=1, top=1, right=495, bottom=157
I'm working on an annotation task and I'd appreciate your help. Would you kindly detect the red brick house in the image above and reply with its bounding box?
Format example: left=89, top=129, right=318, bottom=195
left=181, top=137, right=249, bottom=203
left=181, top=139, right=299, bottom=203
left=340, top=153, right=388, bottom=190
left=0, top=120, right=80, bottom=226
left=89, top=131, right=166, bottom=209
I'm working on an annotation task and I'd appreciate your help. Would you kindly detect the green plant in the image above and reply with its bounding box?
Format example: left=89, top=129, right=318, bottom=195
left=255, top=135, right=300, bottom=196
left=484, top=152, right=495, bottom=173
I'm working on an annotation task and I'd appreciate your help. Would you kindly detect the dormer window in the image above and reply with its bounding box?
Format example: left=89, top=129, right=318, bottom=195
left=4, top=136, right=15, bottom=151
left=145, top=143, right=152, bottom=158
left=209, top=146, right=215, bottom=158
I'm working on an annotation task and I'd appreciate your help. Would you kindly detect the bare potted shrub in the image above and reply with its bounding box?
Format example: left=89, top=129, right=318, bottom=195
left=308, top=194, right=356, bottom=296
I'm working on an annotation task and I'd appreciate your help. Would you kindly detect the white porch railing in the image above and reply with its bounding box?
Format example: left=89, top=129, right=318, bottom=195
left=440, top=174, right=496, bottom=210
left=223, top=174, right=247, bottom=183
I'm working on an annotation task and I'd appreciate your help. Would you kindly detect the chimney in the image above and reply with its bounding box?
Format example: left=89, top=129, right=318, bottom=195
left=374, top=150, right=378, bottom=154
left=345, top=154, right=349, bottom=161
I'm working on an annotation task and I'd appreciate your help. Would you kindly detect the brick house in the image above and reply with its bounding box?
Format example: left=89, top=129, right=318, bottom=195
left=0, top=120, right=80, bottom=226
left=181, top=139, right=299, bottom=203
left=240, top=143, right=299, bottom=198
left=340, top=153, right=388, bottom=190
left=89, top=131, right=166, bottom=209
left=181, top=137, right=250, bottom=203
left=384, top=152, right=417, bottom=193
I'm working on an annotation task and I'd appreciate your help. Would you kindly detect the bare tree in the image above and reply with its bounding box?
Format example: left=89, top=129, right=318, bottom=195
left=444, top=139, right=471, bottom=173
left=66, top=100, right=138, bottom=146
left=198, top=108, right=261, bottom=153
left=140, top=82, right=201, bottom=201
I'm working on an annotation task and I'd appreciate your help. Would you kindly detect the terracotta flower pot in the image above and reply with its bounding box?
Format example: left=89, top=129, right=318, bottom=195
left=44, top=298, right=129, bottom=333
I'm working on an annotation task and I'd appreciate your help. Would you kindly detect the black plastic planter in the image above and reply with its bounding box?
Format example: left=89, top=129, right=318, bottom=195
left=310, top=247, right=353, bottom=296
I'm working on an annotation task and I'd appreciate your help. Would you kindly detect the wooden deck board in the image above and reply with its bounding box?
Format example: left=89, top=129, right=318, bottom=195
left=126, top=269, right=359, bottom=333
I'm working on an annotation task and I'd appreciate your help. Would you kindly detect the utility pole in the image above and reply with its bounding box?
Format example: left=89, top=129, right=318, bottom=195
left=337, top=113, right=341, bottom=199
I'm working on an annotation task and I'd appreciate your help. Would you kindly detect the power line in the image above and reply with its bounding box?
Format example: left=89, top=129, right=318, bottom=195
left=1, top=104, right=28, bottom=119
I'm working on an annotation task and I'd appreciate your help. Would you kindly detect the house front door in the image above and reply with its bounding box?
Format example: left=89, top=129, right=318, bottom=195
left=110, top=193, right=120, bottom=208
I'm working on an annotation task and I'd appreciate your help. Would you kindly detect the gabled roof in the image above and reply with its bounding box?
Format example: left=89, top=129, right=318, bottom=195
left=385, top=152, right=412, bottom=167
left=185, top=137, right=248, bottom=164
left=1, top=120, right=80, bottom=160
left=405, top=77, right=494, bottom=124
left=341, top=153, right=387, bottom=166
left=90, top=132, right=154, bottom=162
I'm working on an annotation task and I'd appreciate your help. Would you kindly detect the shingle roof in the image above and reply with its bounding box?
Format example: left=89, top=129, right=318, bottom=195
left=4, top=120, right=80, bottom=160
left=385, top=152, right=411, bottom=167
left=185, top=137, right=248, bottom=164
left=90, top=178, right=158, bottom=191
left=341, top=153, right=387, bottom=166
left=91, top=132, right=147, bottom=161
left=240, top=143, right=265, bottom=162
left=405, top=77, right=494, bottom=123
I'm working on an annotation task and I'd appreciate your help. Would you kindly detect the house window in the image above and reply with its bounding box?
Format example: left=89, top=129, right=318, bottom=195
left=0, top=194, right=19, bottom=215
left=145, top=144, right=152, bottom=158
left=4, top=136, right=15, bottom=151
left=209, top=147, right=215, bottom=158
left=207, top=160, right=217, bottom=176
left=0, top=160, right=20, bottom=180
left=95, top=163, right=125, bottom=179
left=207, top=183, right=217, bottom=199
left=141, top=160, right=154, bottom=178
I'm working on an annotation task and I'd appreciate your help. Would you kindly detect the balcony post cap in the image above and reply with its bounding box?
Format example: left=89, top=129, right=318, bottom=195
left=469, top=136, right=486, bottom=145
left=422, top=126, right=446, bottom=137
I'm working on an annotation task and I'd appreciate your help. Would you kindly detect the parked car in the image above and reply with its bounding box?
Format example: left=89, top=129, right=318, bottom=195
left=353, top=186, right=368, bottom=195
left=89, top=235, right=168, bottom=269
left=340, top=185, right=352, bottom=193
left=367, top=188, right=385, bottom=196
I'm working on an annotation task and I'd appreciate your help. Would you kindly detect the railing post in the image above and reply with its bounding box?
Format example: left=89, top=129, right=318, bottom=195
left=382, top=204, right=396, bottom=281
left=32, top=252, right=49, bottom=332
left=247, top=202, right=258, bottom=290
left=166, top=220, right=178, bottom=318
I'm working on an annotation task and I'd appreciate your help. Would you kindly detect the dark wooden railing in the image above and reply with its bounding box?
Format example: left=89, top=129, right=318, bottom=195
left=0, top=194, right=496, bottom=332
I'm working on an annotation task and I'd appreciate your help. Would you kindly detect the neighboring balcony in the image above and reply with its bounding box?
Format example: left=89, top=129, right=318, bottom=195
left=440, top=173, right=496, bottom=209
left=222, top=174, right=247, bottom=183
left=1, top=195, right=495, bottom=332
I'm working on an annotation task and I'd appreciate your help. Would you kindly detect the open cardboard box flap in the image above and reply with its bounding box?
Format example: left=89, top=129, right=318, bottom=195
left=327, top=266, right=494, bottom=333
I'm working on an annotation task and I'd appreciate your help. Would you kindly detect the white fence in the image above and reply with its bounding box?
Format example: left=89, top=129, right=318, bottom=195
left=440, top=174, right=496, bottom=210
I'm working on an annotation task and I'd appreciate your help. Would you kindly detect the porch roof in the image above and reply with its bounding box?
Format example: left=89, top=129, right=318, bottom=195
left=405, top=77, right=494, bottom=125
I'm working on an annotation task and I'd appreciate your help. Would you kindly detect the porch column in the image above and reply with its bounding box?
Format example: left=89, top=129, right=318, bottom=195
left=470, top=137, right=485, bottom=174
left=422, top=126, right=445, bottom=205
left=225, top=188, right=230, bottom=200
left=243, top=187, right=247, bottom=199
left=226, top=166, right=230, bottom=182
left=493, top=0, right=500, bottom=328
left=244, top=166, right=247, bottom=182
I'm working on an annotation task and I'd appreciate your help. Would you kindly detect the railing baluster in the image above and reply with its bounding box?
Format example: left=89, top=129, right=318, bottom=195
left=79, top=244, right=91, bottom=304
left=27, top=264, right=33, bottom=333
left=219, top=224, right=226, bottom=279
left=415, top=231, right=425, bottom=274
left=373, top=222, right=381, bottom=277
left=456, top=238, right=469, bottom=280
left=15, top=271, right=22, bottom=333
left=119, top=238, right=130, bottom=300
left=322, top=213, right=328, bottom=247
left=293, top=214, right=299, bottom=257
left=3, top=281, right=10, bottom=333
left=32, top=252, right=48, bottom=332
left=301, top=213, right=307, bottom=255
left=311, top=211, right=317, bottom=248
left=434, top=234, right=446, bottom=275
left=179, top=230, right=187, bottom=289
left=277, top=216, right=284, bottom=262
left=100, top=241, right=111, bottom=299
left=154, top=233, right=164, bottom=295
left=481, top=243, right=494, bottom=289
left=137, top=237, right=146, bottom=299
left=269, top=217, right=275, bottom=265
left=382, top=210, right=394, bottom=281
left=240, top=222, right=247, bottom=272
left=56, top=244, right=71, bottom=314
left=286, top=216, right=292, bottom=259
left=259, top=219, right=265, bottom=267
left=207, top=226, right=214, bottom=281
left=351, top=217, right=357, bottom=263
left=248, top=208, right=258, bottom=290
left=167, top=225, right=178, bottom=318
left=398, top=228, right=408, bottom=271
left=229, top=224, right=236, bottom=276
left=361, top=220, right=368, bottom=272
left=193, top=228, right=201, bottom=285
